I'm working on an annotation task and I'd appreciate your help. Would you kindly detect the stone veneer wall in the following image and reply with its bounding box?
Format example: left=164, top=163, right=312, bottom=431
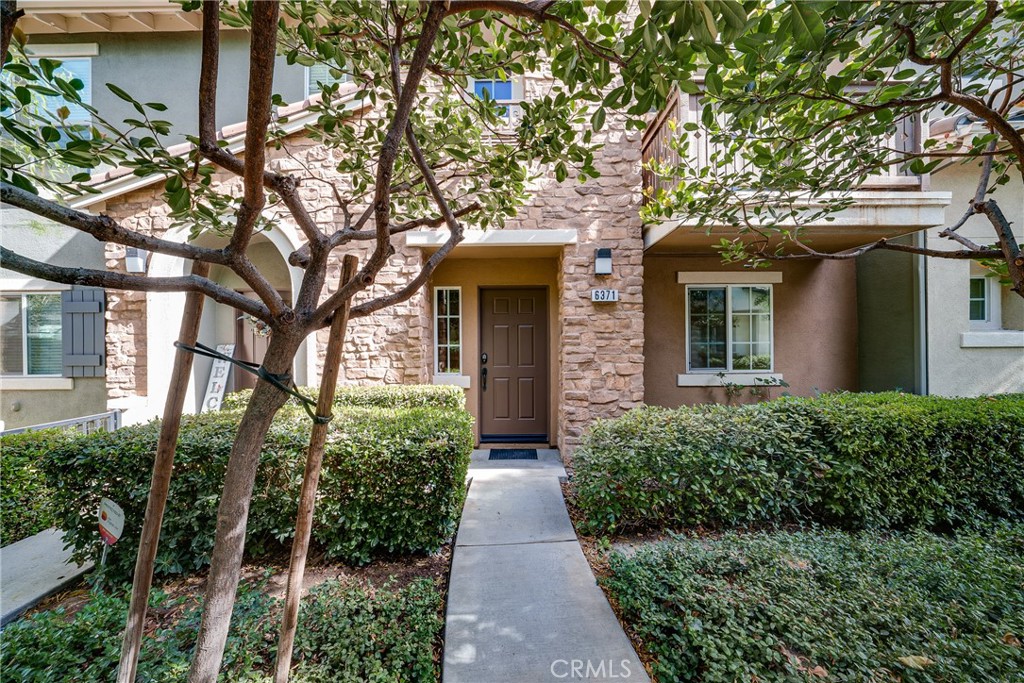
left=101, top=69, right=645, bottom=454
left=103, top=135, right=432, bottom=405
left=482, top=71, right=647, bottom=453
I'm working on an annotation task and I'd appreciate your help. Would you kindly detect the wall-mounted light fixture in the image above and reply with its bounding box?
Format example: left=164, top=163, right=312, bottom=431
left=595, top=248, right=613, bottom=276
left=125, top=247, right=149, bottom=274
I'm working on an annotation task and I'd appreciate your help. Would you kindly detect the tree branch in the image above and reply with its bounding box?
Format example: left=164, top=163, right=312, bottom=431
left=1, top=182, right=230, bottom=264
left=0, top=247, right=271, bottom=319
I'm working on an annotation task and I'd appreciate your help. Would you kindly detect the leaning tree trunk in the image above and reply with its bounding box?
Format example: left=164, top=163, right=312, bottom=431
left=187, top=330, right=304, bottom=683
left=117, top=262, right=211, bottom=683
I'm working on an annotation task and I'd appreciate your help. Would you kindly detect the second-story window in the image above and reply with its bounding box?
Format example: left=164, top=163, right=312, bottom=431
left=469, top=78, right=520, bottom=128
left=305, top=63, right=349, bottom=100
left=36, top=57, right=92, bottom=123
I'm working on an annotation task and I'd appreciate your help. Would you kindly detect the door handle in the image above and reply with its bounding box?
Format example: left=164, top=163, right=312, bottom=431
left=481, top=367, right=487, bottom=391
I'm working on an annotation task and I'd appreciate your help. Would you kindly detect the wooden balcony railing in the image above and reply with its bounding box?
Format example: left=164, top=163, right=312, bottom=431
left=641, top=87, right=924, bottom=201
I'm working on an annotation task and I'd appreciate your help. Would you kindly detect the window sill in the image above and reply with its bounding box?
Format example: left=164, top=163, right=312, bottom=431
left=960, top=330, right=1024, bottom=348
left=1, top=377, right=74, bottom=391
left=677, top=373, right=783, bottom=387
left=432, top=374, right=471, bottom=389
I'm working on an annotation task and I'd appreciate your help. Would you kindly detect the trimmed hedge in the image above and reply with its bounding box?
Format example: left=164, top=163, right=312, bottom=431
left=42, top=398, right=472, bottom=582
left=602, top=528, right=1024, bottom=682
left=221, top=384, right=465, bottom=412
left=573, top=393, right=1024, bottom=533
left=0, top=576, right=443, bottom=682
left=0, top=429, right=77, bottom=546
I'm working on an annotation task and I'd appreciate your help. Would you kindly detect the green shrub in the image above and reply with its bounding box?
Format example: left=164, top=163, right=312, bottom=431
left=0, top=429, right=78, bottom=545
left=43, top=404, right=472, bottom=582
left=0, top=577, right=443, bottom=682
left=603, top=527, right=1024, bottom=683
left=572, top=393, right=1024, bottom=533
left=221, top=384, right=465, bottom=412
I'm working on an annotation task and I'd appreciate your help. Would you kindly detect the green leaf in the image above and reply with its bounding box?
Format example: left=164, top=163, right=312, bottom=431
left=106, top=82, right=138, bottom=104
left=788, top=1, right=825, bottom=51
left=591, top=107, right=606, bottom=132
left=705, top=71, right=724, bottom=97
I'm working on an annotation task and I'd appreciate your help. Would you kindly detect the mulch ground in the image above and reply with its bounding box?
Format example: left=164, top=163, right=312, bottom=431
left=28, top=541, right=453, bottom=625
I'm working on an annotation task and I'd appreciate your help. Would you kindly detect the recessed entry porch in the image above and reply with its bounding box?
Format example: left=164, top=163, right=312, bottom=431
left=410, top=229, right=574, bottom=447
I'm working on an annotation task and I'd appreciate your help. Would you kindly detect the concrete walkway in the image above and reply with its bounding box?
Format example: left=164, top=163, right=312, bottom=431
left=444, top=450, right=649, bottom=682
left=1, top=529, right=93, bottom=626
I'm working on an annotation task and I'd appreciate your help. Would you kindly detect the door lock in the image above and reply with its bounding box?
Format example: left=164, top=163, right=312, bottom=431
left=481, top=352, right=488, bottom=364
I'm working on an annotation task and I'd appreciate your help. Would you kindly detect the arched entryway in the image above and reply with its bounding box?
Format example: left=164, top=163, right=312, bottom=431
left=135, top=224, right=313, bottom=422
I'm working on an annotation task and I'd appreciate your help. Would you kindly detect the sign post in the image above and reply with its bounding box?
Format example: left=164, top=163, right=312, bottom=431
left=97, top=498, right=125, bottom=589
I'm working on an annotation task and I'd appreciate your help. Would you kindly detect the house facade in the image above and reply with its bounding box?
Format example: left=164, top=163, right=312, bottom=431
left=3, top=4, right=1021, bottom=443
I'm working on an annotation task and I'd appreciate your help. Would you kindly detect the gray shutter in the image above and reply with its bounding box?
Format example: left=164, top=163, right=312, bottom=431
left=62, top=287, right=105, bottom=377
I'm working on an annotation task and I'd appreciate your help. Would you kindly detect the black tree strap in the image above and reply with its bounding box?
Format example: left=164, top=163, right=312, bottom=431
left=173, top=341, right=331, bottom=424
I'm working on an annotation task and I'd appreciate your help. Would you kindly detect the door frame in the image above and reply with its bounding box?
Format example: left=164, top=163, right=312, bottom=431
left=477, top=285, right=550, bottom=444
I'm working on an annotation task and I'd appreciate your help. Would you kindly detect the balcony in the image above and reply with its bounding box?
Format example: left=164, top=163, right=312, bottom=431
left=641, top=87, right=949, bottom=255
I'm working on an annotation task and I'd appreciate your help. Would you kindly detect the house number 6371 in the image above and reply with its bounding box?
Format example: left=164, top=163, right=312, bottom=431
left=591, top=289, right=620, bottom=302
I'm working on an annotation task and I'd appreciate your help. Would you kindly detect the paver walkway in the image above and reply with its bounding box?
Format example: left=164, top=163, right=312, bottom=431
left=444, top=450, right=649, bottom=682
left=0, top=528, right=93, bottom=626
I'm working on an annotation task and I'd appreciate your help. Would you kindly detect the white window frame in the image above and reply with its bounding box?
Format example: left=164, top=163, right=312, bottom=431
left=684, top=284, right=775, bottom=374
left=304, top=63, right=350, bottom=100
left=968, top=274, right=1002, bottom=331
left=1, top=291, right=63, bottom=378
left=467, top=77, right=523, bottom=130
left=433, top=287, right=463, bottom=377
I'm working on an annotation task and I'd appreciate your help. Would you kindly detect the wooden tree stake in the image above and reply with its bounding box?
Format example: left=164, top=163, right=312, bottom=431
left=274, top=254, right=359, bottom=683
left=116, top=261, right=212, bottom=683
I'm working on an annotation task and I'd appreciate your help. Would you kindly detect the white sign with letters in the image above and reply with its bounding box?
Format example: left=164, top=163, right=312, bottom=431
left=201, top=343, right=236, bottom=413
left=591, top=289, right=620, bottom=303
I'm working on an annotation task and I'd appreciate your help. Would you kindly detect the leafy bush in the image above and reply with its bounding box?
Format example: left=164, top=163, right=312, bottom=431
left=0, top=429, right=78, bottom=545
left=0, top=577, right=443, bottom=682
left=602, top=527, right=1024, bottom=683
left=221, top=384, right=465, bottom=412
left=43, top=404, right=472, bottom=582
left=572, top=393, right=1024, bottom=533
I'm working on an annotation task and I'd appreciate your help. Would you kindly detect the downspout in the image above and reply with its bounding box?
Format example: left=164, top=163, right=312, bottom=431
left=913, top=229, right=929, bottom=395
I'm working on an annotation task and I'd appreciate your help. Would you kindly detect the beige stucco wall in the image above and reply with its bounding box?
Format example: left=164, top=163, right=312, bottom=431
left=1, top=377, right=108, bottom=430
left=924, top=163, right=1024, bottom=396
left=430, top=257, right=560, bottom=445
left=643, top=255, right=859, bottom=406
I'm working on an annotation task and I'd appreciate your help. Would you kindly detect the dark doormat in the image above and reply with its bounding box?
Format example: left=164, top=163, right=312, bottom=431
left=488, top=449, right=539, bottom=460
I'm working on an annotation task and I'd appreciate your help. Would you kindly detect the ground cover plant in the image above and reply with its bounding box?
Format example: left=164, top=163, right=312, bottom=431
left=601, top=527, right=1024, bottom=682
left=572, top=393, right=1024, bottom=534
left=0, top=575, right=443, bottom=683
left=0, top=386, right=472, bottom=582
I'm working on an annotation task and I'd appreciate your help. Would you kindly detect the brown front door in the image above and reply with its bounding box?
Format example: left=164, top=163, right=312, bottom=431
left=480, top=288, right=548, bottom=442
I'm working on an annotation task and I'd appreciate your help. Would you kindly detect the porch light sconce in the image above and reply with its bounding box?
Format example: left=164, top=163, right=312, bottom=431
left=594, top=248, right=613, bottom=276
left=125, top=247, right=149, bottom=274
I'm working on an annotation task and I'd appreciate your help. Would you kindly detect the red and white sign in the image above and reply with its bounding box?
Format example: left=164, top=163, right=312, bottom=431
left=98, top=498, right=125, bottom=546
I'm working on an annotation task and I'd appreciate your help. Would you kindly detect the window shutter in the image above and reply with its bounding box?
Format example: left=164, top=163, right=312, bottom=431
left=62, top=287, right=105, bottom=377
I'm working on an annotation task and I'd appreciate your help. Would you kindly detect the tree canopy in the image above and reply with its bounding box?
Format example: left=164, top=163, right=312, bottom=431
left=643, top=0, right=1024, bottom=296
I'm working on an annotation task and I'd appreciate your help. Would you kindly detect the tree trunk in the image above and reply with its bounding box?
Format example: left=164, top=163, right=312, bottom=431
left=274, top=255, right=357, bottom=682
left=117, top=262, right=210, bottom=683
left=187, top=331, right=303, bottom=683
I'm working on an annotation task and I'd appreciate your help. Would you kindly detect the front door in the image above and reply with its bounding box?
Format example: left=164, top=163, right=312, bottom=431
left=480, top=288, right=548, bottom=442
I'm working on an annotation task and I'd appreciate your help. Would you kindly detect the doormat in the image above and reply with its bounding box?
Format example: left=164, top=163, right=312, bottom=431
left=488, top=449, right=539, bottom=460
